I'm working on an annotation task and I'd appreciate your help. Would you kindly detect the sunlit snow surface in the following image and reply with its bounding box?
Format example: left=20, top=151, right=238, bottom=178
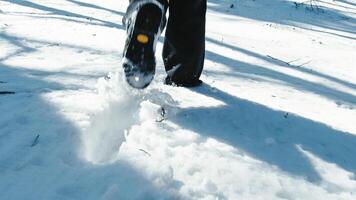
left=1, top=0, right=356, bottom=199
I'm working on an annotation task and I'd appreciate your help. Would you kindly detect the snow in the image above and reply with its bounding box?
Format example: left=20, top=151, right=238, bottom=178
left=1, top=0, right=356, bottom=199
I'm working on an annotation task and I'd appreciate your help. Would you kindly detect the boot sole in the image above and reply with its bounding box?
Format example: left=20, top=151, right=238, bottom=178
left=123, top=3, right=163, bottom=89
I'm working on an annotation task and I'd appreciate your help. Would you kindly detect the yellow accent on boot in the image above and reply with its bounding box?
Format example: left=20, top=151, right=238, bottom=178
left=137, top=34, right=149, bottom=44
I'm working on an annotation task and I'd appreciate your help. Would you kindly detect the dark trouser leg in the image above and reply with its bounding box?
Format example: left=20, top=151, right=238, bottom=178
left=163, top=0, right=207, bottom=86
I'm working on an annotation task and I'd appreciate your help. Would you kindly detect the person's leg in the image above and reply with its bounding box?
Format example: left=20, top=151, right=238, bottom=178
left=122, top=0, right=168, bottom=88
left=163, top=0, right=207, bottom=87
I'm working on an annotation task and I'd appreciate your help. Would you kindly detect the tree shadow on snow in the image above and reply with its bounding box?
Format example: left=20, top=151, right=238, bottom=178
left=2, top=0, right=124, bottom=29
left=172, top=83, right=356, bottom=183
left=170, top=34, right=356, bottom=182
left=0, top=29, right=180, bottom=200
left=208, top=0, right=356, bottom=40
left=205, top=37, right=356, bottom=106
left=335, top=0, right=356, bottom=8
left=206, top=37, right=356, bottom=92
left=66, top=0, right=125, bottom=16
left=0, top=66, right=180, bottom=199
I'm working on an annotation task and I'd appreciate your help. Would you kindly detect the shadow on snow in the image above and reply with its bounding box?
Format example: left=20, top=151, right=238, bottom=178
left=171, top=83, right=356, bottom=183
left=2, top=0, right=124, bottom=29
left=208, top=0, right=356, bottom=40
left=0, top=23, right=180, bottom=199
left=205, top=37, right=356, bottom=106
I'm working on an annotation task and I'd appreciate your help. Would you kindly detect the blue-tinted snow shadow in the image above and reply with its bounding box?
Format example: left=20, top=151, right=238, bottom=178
left=0, top=65, right=179, bottom=199
left=171, top=83, right=356, bottom=182
left=208, top=0, right=356, bottom=40
left=334, top=0, right=356, bottom=8
left=169, top=34, right=356, bottom=181
left=2, top=0, right=124, bottom=29
left=66, top=0, right=125, bottom=16
left=205, top=38, right=356, bottom=106
left=206, top=37, right=356, bottom=92
left=0, top=31, right=180, bottom=200
left=0, top=31, right=120, bottom=66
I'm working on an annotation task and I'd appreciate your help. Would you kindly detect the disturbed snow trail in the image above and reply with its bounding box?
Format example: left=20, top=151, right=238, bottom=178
left=1, top=0, right=356, bottom=199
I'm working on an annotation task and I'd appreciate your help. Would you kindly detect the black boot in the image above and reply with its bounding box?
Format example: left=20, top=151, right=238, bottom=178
left=122, top=0, right=167, bottom=89
left=163, top=0, right=206, bottom=87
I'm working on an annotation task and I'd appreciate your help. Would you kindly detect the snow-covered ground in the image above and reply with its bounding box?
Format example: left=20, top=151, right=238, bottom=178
left=1, top=0, right=356, bottom=199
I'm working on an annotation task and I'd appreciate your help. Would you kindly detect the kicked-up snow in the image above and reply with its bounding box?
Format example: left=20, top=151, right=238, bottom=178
left=1, top=0, right=356, bottom=199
